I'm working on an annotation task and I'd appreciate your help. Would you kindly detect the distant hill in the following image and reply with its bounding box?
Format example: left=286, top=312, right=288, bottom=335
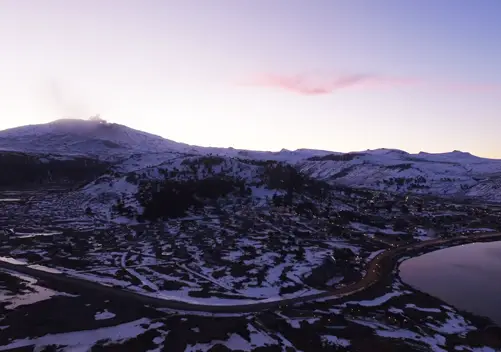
left=0, top=118, right=190, bottom=158
left=297, top=148, right=501, bottom=202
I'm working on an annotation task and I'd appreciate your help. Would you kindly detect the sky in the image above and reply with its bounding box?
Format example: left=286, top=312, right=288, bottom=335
left=1, top=1, right=501, bottom=157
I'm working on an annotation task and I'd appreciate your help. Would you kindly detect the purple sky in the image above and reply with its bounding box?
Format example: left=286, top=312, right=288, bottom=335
left=1, top=0, right=501, bottom=157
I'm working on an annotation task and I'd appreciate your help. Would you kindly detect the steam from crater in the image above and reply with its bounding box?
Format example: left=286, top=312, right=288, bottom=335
left=88, top=114, right=107, bottom=123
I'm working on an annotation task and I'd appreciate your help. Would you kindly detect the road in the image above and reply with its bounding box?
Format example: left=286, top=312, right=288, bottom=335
left=1, top=232, right=500, bottom=313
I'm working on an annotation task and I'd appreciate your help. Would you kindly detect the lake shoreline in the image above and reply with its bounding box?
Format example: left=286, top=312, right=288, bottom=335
left=395, top=234, right=501, bottom=327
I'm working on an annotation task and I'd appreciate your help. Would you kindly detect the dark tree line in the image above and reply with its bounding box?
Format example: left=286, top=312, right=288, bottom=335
left=307, top=153, right=365, bottom=162
left=0, top=152, right=109, bottom=188
left=264, top=163, right=331, bottom=204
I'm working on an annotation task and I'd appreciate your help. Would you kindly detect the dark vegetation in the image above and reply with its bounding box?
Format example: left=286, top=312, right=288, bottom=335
left=329, top=165, right=358, bottom=180
left=138, top=177, right=250, bottom=220
left=305, top=247, right=356, bottom=288
left=333, top=210, right=387, bottom=229
left=137, top=161, right=333, bottom=221
left=307, top=153, right=365, bottom=162
left=0, top=152, right=109, bottom=188
left=263, top=163, right=331, bottom=203
left=377, top=175, right=429, bottom=190
left=386, top=163, right=413, bottom=171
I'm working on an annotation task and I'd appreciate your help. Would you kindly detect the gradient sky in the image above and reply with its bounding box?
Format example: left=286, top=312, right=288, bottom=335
left=1, top=1, right=501, bottom=157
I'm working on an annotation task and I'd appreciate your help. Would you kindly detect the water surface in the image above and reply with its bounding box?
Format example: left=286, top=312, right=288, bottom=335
left=400, top=241, right=501, bottom=326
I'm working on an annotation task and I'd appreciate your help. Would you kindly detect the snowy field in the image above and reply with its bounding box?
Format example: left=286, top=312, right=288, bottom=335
left=0, top=269, right=498, bottom=351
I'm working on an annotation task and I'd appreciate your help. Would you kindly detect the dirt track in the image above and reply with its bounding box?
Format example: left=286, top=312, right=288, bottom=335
left=1, top=232, right=500, bottom=313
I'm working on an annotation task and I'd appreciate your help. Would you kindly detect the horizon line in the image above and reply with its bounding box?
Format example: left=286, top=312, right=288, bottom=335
left=0, top=117, right=500, bottom=160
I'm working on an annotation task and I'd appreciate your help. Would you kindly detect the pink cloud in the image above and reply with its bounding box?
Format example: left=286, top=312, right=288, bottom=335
left=242, top=73, right=423, bottom=95
left=241, top=73, right=501, bottom=96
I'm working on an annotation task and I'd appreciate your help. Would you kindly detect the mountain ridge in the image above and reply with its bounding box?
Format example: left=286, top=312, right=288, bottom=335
left=0, top=118, right=498, bottom=161
left=1, top=118, right=501, bottom=208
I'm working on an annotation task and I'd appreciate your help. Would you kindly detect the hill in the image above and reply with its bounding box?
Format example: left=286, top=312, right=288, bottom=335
left=297, top=149, right=501, bottom=202
left=0, top=118, right=190, bottom=158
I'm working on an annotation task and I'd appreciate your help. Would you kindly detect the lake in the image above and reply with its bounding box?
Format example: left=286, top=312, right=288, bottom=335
left=399, top=241, right=501, bottom=326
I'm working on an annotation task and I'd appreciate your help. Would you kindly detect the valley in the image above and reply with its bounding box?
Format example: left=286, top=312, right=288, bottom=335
left=1, top=119, right=501, bottom=351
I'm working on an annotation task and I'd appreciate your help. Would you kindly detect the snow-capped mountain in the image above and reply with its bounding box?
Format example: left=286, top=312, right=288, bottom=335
left=297, top=149, right=501, bottom=201
left=0, top=118, right=190, bottom=158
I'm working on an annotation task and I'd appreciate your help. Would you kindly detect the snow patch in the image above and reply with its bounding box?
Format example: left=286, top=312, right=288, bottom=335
left=94, top=310, right=116, bottom=321
left=0, top=318, right=156, bottom=351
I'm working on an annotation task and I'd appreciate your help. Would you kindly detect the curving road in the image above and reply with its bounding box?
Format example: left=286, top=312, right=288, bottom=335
left=1, top=232, right=500, bottom=313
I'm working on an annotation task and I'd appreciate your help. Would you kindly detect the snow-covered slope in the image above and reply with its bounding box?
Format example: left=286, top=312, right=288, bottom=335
left=193, top=147, right=335, bottom=162
left=0, top=119, right=190, bottom=158
left=113, top=147, right=501, bottom=202
left=297, top=149, right=501, bottom=201
left=67, top=155, right=298, bottom=222
left=0, top=119, right=334, bottom=162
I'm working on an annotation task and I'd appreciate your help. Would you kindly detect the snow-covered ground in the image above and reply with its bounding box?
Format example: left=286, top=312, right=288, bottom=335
left=0, top=318, right=161, bottom=351
left=1, top=119, right=501, bottom=351
left=297, top=149, right=501, bottom=201
left=0, top=270, right=76, bottom=310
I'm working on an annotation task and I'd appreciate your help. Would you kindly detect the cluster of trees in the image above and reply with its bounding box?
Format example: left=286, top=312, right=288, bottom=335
left=112, top=198, right=136, bottom=218
left=263, top=164, right=305, bottom=204
left=138, top=177, right=250, bottom=220
left=0, top=152, right=109, bottom=188
left=307, top=153, right=365, bottom=162
left=134, top=159, right=334, bottom=220
left=380, top=176, right=428, bottom=190
left=235, top=158, right=275, bottom=167
left=272, top=195, right=321, bottom=217
left=179, top=156, right=227, bottom=176
left=264, top=163, right=331, bottom=204
left=386, top=163, right=413, bottom=171
left=329, top=165, right=357, bottom=180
